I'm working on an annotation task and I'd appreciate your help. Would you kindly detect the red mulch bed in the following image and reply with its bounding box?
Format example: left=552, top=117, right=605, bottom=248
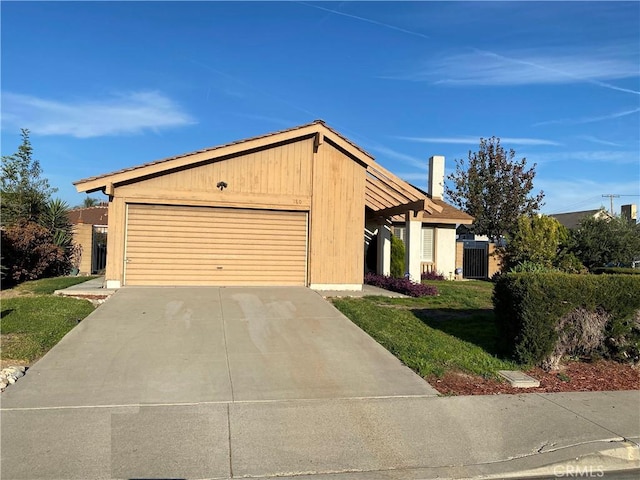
left=428, top=360, right=640, bottom=395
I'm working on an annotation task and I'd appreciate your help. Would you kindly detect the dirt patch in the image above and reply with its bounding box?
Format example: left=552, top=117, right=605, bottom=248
left=0, top=289, right=34, bottom=299
left=428, top=360, right=640, bottom=395
left=0, top=358, right=31, bottom=370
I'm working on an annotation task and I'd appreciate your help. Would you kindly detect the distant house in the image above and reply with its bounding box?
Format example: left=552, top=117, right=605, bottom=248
left=68, top=206, right=108, bottom=275
left=550, top=208, right=612, bottom=230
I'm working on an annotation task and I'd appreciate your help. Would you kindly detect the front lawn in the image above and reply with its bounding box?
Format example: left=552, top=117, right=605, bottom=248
left=1, top=276, right=97, bottom=363
left=15, top=275, right=99, bottom=295
left=332, top=280, right=519, bottom=379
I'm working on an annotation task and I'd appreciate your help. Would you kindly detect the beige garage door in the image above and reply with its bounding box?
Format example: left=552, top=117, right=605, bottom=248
left=124, top=204, right=308, bottom=286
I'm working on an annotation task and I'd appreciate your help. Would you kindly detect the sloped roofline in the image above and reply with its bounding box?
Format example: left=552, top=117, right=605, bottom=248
left=74, top=120, right=375, bottom=193
left=73, top=120, right=442, bottom=215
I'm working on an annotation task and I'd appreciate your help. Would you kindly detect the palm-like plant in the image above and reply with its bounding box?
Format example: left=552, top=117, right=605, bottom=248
left=39, top=199, right=79, bottom=273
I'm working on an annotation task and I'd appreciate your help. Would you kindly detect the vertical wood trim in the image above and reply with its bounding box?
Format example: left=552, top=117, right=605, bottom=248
left=123, top=203, right=129, bottom=285
left=105, top=196, right=126, bottom=285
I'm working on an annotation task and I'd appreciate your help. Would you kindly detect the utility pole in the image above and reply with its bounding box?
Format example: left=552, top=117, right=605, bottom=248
left=602, top=194, right=620, bottom=215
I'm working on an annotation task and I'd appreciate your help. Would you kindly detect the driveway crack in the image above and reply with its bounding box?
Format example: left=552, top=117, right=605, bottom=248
left=219, top=288, right=235, bottom=403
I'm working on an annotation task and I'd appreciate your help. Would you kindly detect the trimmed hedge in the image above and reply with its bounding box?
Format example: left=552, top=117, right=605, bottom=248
left=592, top=267, right=640, bottom=275
left=365, top=272, right=438, bottom=297
left=493, top=273, right=640, bottom=365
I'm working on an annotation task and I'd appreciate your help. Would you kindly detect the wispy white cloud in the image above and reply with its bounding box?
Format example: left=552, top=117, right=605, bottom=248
left=388, top=48, right=640, bottom=95
left=298, top=2, right=430, bottom=39
left=1, top=91, right=195, bottom=138
left=538, top=150, right=640, bottom=165
left=534, top=107, right=640, bottom=126
left=577, top=136, right=623, bottom=147
left=365, top=144, right=428, bottom=170
left=394, top=135, right=562, bottom=146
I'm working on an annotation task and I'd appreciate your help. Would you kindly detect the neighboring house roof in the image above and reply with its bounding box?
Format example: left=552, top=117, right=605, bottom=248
left=74, top=120, right=442, bottom=216
left=550, top=209, right=611, bottom=229
left=68, top=206, right=108, bottom=225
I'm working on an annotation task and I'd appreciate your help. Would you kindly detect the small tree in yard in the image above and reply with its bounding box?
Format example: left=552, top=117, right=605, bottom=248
left=504, top=214, right=569, bottom=270
left=445, top=137, right=544, bottom=242
left=572, top=216, right=640, bottom=270
left=0, top=129, right=77, bottom=285
left=390, top=234, right=406, bottom=278
left=1, top=129, right=56, bottom=226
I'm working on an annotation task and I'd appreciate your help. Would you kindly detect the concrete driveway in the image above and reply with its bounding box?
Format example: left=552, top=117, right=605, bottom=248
left=3, top=287, right=638, bottom=480
left=2, top=287, right=435, bottom=409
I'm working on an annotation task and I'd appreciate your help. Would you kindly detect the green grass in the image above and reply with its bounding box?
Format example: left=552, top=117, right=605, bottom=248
left=15, top=276, right=98, bottom=295
left=332, top=280, right=519, bottom=378
left=1, top=276, right=98, bottom=362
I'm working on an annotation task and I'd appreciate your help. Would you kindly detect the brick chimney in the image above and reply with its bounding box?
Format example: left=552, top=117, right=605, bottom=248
left=428, top=155, right=445, bottom=199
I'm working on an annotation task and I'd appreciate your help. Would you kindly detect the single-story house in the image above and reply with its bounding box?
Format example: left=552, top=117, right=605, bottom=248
left=68, top=205, right=108, bottom=275
left=74, top=120, right=458, bottom=289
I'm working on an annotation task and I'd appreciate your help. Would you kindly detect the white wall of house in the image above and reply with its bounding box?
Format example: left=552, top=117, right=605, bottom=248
left=435, top=225, right=457, bottom=278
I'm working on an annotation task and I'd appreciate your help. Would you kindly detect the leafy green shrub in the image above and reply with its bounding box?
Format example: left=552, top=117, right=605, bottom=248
left=508, top=261, right=557, bottom=273
left=554, top=252, right=588, bottom=274
left=493, top=273, right=640, bottom=365
left=390, top=234, right=405, bottom=278
left=504, top=214, right=568, bottom=270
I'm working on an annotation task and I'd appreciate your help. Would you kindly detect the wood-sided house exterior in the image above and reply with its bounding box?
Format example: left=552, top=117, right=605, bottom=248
left=74, top=121, right=445, bottom=289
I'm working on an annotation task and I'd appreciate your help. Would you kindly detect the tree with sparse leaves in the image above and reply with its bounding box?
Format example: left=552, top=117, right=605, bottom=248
left=445, top=137, right=544, bottom=241
left=1, top=129, right=56, bottom=225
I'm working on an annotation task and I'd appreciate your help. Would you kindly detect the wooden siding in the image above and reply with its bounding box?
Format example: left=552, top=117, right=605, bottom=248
left=456, top=241, right=464, bottom=276
left=124, top=204, right=307, bottom=286
left=72, top=223, right=93, bottom=275
left=308, top=141, right=365, bottom=285
left=488, top=243, right=503, bottom=278
left=116, top=138, right=314, bottom=201
left=106, top=196, right=126, bottom=285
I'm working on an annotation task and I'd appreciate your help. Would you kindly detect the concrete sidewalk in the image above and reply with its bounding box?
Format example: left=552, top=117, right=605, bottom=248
left=2, top=391, right=638, bottom=479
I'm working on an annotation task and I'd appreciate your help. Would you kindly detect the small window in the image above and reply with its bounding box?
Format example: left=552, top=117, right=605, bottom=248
left=393, top=226, right=406, bottom=243
left=421, top=227, right=434, bottom=262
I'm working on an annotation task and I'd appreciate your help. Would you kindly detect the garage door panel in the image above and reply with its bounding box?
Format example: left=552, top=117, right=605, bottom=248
left=126, top=231, right=307, bottom=242
left=125, top=204, right=308, bottom=286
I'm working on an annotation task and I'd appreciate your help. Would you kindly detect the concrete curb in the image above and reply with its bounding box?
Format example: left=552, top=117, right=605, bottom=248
left=222, top=441, right=639, bottom=480
left=480, top=440, right=640, bottom=479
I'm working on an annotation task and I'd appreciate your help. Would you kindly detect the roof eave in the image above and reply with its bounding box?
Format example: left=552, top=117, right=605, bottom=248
left=74, top=121, right=376, bottom=193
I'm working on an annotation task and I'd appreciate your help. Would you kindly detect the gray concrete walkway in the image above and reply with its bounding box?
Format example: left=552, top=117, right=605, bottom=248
left=54, top=275, right=116, bottom=297
left=1, top=286, right=638, bottom=479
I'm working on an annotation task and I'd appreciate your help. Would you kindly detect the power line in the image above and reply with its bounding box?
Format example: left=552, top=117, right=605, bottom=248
left=602, top=194, right=620, bottom=215
left=601, top=194, right=640, bottom=215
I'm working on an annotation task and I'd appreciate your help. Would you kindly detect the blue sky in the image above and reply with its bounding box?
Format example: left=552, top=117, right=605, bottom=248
left=2, top=1, right=639, bottom=215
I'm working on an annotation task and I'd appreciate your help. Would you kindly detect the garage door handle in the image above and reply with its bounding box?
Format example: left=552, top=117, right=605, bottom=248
left=124, top=258, right=131, bottom=263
